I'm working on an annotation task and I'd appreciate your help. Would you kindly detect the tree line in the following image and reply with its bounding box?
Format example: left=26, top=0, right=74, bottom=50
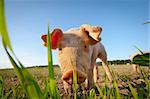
left=97, top=59, right=131, bottom=66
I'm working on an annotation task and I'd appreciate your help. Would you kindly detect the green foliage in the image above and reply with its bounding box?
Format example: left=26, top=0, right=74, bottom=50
left=98, top=59, right=131, bottom=66
left=132, top=53, right=150, bottom=66
left=95, top=73, right=121, bottom=99
left=144, top=22, right=150, bottom=24
left=132, top=46, right=150, bottom=66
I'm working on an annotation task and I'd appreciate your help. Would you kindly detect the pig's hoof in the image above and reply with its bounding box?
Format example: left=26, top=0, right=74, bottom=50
left=62, top=69, right=87, bottom=84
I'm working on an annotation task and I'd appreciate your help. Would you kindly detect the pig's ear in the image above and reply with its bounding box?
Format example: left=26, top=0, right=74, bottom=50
left=41, top=34, right=48, bottom=47
left=51, top=28, right=63, bottom=49
left=41, top=28, right=63, bottom=49
left=80, top=25, right=101, bottom=45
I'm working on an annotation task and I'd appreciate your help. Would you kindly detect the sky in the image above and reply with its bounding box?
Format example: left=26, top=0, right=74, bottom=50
left=0, top=0, right=149, bottom=69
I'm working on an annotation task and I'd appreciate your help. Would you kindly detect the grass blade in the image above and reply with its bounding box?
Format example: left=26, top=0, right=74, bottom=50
left=88, top=89, right=96, bottom=99
left=113, top=80, right=121, bottom=99
left=47, top=24, right=54, bottom=80
left=73, top=69, right=77, bottom=99
left=0, top=0, right=13, bottom=52
left=4, top=45, right=44, bottom=99
left=145, top=78, right=150, bottom=98
left=43, top=81, right=49, bottom=98
left=47, top=24, right=60, bottom=99
left=127, top=80, right=138, bottom=99
left=1, top=0, right=60, bottom=98
left=95, top=84, right=104, bottom=98
left=134, top=46, right=143, bottom=54
left=5, top=89, right=13, bottom=98
left=1, top=1, right=45, bottom=98
left=0, top=75, right=4, bottom=98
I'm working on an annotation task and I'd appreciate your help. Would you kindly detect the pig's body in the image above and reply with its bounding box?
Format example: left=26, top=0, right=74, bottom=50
left=41, top=24, right=113, bottom=93
left=61, top=28, right=112, bottom=90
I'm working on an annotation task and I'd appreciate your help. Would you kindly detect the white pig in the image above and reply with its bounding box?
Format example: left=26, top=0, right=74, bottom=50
left=41, top=24, right=113, bottom=93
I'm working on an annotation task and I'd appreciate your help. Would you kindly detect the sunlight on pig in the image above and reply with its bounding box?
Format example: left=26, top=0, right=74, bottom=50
left=41, top=24, right=113, bottom=93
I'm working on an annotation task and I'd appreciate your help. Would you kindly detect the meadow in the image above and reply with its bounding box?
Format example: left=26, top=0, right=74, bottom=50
left=0, top=65, right=150, bottom=98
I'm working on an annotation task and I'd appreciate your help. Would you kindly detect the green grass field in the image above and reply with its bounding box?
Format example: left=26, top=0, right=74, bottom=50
left=0, top=65, right=149, bottom=98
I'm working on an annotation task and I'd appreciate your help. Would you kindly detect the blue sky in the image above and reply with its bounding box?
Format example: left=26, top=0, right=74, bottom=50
left=0, top=0, right=149, bottom=69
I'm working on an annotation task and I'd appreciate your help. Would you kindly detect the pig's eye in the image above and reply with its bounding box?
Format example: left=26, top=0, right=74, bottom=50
left=84, top=45, right=89, bottom=52
left=59, top=48, right=62, bottom=51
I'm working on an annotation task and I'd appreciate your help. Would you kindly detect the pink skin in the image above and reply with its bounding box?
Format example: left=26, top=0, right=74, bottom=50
left=41, top=24, right=113, bottom=93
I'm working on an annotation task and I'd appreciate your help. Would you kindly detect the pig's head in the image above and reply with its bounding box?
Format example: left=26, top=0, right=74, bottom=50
left=41, top=24, right=102, bottom=84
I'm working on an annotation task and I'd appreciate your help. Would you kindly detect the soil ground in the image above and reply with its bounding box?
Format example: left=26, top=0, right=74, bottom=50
left=0, top=65, right=150, bottom=98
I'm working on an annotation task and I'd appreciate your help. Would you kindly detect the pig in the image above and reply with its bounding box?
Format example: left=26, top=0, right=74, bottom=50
left=41, top=24, right=113, bottom=93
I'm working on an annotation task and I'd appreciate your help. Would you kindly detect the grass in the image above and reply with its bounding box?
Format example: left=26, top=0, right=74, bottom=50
left=0, top=0, right=150, bottom=98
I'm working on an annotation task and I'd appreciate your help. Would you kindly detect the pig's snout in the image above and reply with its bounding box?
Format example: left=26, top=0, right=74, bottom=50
left=62, top=69, right=87, bottom=85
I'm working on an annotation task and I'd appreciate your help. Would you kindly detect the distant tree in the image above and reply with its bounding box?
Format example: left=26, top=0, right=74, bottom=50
left=97, top=59, right=131, bottom=66
left=97, top=62, right=102, bottom=66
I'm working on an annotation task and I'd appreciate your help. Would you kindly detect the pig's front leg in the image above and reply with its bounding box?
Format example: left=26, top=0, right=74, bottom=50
left=63, top=81, right=72, bottom=94
left=102, top=61, right=113, bottom=82
left=86, top=61, right=98, bottom=89
left=87, top=67, right=95, bottom=89
left=99, top=52, right=113, bottom=82
left=93, top=63, right=99, bottom=83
